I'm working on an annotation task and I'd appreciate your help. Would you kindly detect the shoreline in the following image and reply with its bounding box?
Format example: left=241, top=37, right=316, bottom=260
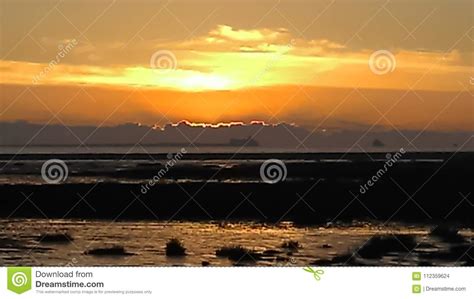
left=0, top=151, right=473, bottom=161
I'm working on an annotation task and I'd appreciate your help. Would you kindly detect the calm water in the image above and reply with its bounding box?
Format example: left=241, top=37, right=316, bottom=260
left=0, top=145, right=414, bottom=154
left=0, top=157, right=444, bottom=185
left=1, top=219, right=470, bottom=266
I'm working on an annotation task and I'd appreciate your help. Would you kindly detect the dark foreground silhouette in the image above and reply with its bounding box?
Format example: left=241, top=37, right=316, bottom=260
left=0, top=152, right=472, bottom=225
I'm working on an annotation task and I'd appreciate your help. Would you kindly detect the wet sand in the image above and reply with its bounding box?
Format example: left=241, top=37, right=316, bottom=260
left=0, top=219, right=472, bottom=266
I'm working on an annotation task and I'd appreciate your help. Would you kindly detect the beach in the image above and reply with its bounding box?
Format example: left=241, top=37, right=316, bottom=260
left=0, top=219, right=472, bottom=267
left=0, top=151, right=472, bottom=266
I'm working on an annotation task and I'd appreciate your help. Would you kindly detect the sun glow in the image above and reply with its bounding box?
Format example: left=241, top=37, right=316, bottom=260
left=180, top=73, right=233, bottom=91
left=21, top=63, right=237, bottom=91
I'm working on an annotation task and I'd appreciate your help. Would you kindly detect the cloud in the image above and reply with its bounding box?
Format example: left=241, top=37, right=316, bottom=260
left=0, top=25, right=471, bottom=93
left=173, top=25, right=292, bottom=53
left=174, top=25, right=345, bottom=55
left=209, top=25, right=288, bottom=42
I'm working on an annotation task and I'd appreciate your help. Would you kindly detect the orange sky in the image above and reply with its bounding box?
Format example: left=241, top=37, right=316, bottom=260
left=1, top=0, right=473, bottom=131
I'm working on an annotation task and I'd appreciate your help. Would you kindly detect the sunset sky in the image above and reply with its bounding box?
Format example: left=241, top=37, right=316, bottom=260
left=1, top=0, right=473, bottom=131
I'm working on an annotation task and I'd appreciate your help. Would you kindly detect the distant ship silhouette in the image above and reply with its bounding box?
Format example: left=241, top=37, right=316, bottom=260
left=134, top=137, right=260, bottom=147
left=372, top=138, right=385, bottom=147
